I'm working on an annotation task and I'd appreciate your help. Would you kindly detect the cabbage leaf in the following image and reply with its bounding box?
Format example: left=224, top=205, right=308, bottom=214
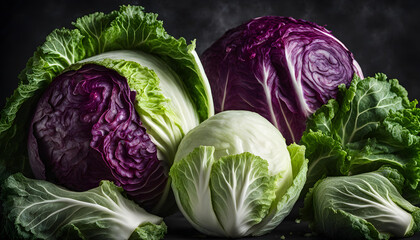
left=1, top=173, right=166, bottom=240
left=302, top=167, right=420, bottom=240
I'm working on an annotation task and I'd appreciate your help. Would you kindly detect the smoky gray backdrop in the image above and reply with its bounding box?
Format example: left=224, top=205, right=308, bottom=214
left=1, top=0, right=419, bottom=108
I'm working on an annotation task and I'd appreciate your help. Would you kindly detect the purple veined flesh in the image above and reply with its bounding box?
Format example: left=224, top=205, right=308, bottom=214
left=27, top=64, right=167, bottom=210
left=201, top=16, right=363, bottom=144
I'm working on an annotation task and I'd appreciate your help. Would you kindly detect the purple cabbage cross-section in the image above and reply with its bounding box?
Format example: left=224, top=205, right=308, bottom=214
left=28, top=64, right=167, bottom=209
left=201, top=16, right=363, bottom=144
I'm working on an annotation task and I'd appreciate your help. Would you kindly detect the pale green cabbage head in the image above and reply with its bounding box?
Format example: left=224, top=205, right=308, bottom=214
left=170, top=110, right=308, bottom=237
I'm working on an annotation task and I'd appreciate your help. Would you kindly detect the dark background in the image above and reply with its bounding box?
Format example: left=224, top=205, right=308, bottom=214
left=1, top=0, right=420, bottom=109
left=1, top=0, right=419, bottom=239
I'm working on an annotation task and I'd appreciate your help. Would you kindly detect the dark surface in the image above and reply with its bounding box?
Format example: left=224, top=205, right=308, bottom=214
left=1, top=1, right=420, bottom=239
left=164, top=200, right=420, bottom=240
left=164, top=201, right=325, bottom=240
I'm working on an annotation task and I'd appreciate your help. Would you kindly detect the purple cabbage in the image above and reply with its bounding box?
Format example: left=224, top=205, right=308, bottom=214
left=27, top=64, right=166, bottom=208
left=201, top=16, right=363, bottom=144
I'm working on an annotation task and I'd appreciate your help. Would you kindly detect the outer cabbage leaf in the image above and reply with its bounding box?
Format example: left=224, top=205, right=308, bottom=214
left=1, top=173, right=166, bottom=240
left=210, top=151, right=278, bottom=237
left=302, top=167, right=420, bottom=240
left=304, top=99, right=340, bottom=136
left=332, top=73, right=413, bottom=145
left=201, top=16, right=362, bottom=144
left=250, top=143, right=308, bottom=236
left=299, top=130, right=347, bottom=193
left=170, top=146, right=224, bottom=236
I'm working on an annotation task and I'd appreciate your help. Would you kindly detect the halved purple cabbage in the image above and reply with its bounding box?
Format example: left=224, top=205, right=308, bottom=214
left=201, top=16, right=363, bottom=143
left=28, top=64, right=166, bottom=208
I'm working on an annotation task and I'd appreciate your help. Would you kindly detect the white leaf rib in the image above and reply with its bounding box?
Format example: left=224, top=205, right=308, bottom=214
left=255, top=63, right=279, bottom=130
left=220, top=69, right=230, bottom=112
left=342, top=82, right=398, bottom=144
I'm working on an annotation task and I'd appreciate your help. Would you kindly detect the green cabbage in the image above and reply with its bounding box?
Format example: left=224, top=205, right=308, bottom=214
left=170, top=111, right=308, bottom=237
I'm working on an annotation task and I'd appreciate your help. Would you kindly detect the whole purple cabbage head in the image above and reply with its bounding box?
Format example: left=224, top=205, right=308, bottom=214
left=201, top=16, right=363, bottom=144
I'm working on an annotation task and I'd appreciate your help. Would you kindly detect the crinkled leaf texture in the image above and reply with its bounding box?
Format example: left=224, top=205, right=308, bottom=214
left=1, top=173, right=166, bottom=240
left=201, top=16, right=363, bottom=144
left=170, top=111, right=307, bottom=237
left=300, top=73, right=420, bottom=202
left=299, top=130, right=347, bottom=194
left=302, top=167, right=420, bottom=240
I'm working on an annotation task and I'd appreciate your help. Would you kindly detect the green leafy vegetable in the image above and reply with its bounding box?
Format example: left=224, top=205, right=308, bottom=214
left=300, top=73, right=420, bottom=202
left=170, top=111, right=308, bottom=237
left=302, top=167, right=420, bottom=240
left=1, top=173, right=166, bottom=240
